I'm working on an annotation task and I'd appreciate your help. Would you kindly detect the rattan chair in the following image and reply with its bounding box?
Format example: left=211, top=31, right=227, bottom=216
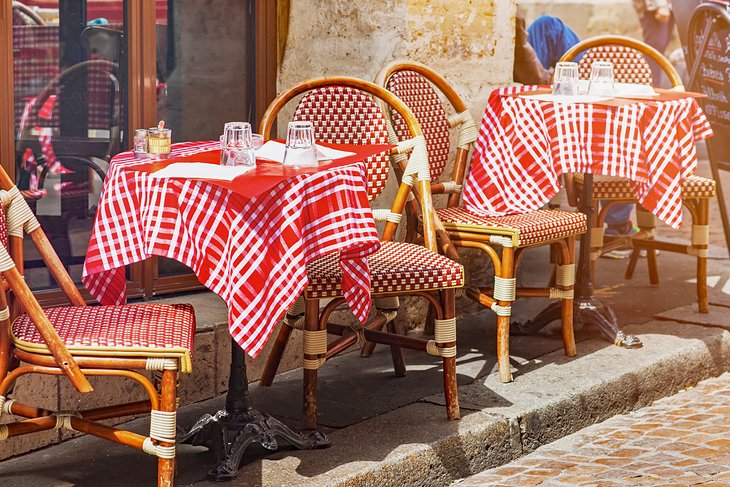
left=257, top=77, right=463, bottom=428
left=0, top=166, right=195, bottom=486
left=377, top=61, right=586, bottom=383
left=559, top=35, right=716, bottom=313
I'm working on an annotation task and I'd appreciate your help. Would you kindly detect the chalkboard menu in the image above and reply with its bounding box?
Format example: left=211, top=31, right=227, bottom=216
left=687, top=2, right=730, bottom=252
left=689, top=3, right=730, bottom=128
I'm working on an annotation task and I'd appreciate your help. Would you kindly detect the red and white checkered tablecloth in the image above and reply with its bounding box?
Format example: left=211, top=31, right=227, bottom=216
left=82, top=141, right=381, bottom=357
left=462, top=86, right=714, bottom=229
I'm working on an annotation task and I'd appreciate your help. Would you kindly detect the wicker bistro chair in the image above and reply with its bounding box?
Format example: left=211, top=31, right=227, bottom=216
left=377, top=61, right=587, bottom=383
left=0, top=167, right=195, bottom=486
left=257, top=77, right=463, bottom=428
left=559, top=35, right=716, bottom=313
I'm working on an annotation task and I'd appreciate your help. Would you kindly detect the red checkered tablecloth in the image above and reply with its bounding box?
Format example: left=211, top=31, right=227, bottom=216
left=462, top=86, right=714, bottom=229
left=82, top=141, right=381, bottom=357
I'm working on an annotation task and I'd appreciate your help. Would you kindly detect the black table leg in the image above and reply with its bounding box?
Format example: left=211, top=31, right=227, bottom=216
left=180, top=338, right=330, bottom=481
left=512, top=174, right=643, bottom=349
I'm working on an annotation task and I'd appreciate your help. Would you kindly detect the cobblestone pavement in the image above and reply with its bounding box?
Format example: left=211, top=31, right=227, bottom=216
left=455, top=373, right=730, bottom=487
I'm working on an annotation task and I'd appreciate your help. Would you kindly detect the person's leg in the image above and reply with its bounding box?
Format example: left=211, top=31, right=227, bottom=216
left=639, top=12, right=675, bottom=87
left=604, top=203, right=634, bottom=235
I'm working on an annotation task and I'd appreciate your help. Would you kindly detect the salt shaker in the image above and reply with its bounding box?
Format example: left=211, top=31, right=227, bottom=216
left=133, top=129, right=148, bottom=159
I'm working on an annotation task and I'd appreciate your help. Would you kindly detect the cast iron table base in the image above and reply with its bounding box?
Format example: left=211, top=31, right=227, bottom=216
left=512, top=174, right=643, bottom=349
left=180, top=339, right=330, bottom=481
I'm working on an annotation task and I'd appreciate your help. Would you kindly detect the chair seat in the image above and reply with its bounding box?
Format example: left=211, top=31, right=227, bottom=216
left=12, top=304, right=196, bottom=373
left=575, top=174, right=716, bottom=199
left=305, top=240, right=464, bottom=299
left=437, top=208, right=587, bottom=247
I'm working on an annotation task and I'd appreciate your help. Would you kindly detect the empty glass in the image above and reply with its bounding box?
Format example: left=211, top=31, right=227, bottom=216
left=587, top=61, right=614, bottom=97
left=283, top=121, right=317, bottom=167
left=552, top=62, right=580, bottom=96
left=251, top=133, right=264, bottom=151
left=220, top=121, right=256, bottom=167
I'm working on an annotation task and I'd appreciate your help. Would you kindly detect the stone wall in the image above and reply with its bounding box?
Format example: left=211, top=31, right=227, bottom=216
left=280, top=0, right=515, bottom=134
left=280, top=1, right=517, bottom=326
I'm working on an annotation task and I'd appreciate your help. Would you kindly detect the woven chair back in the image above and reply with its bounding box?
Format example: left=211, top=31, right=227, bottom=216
left=384, top=70, right=451, bottom=181
left=559, top=35, right=683, bottom=88
left=578, top=45, right=653, bottom=84
left=293, top=86, right=391, bottom=201
left=259, top=76, right=440, bottom=251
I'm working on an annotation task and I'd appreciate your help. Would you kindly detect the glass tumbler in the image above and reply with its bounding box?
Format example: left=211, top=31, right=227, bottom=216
left=587, top=61, right=615, bottom=97
left=220, top=121, right=256, bottom=167
left=552, top=62, right=580, bottom=96
left=283, top=121, right=317, bottom=167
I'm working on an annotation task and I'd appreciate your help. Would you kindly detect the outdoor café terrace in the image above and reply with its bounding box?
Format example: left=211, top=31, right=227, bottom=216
left=0, top=1, right=729, bottom=486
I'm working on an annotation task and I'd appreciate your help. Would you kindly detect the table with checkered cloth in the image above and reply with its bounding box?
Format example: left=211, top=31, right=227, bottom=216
left=82, top=141, right=381, bottom=358
left=462, top=86, right=714, bottom=229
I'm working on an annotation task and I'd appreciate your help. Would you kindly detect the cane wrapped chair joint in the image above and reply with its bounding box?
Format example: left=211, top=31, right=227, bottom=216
left=378, top=60, right=585, bottom=383
left=257, top=76, right=462, bottom=429
left=559, top=35, right=715, bottom=313
left=0, top=179, right=195, bottom=486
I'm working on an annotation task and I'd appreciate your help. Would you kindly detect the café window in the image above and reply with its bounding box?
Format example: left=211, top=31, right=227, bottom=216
left=1, top=1, right=275, bottom=304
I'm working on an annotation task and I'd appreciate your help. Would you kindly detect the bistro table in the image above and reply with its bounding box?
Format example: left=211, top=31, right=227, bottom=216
left=462, top=85, right=713, bottom=347
left=82, top=140, right=390, bottom=480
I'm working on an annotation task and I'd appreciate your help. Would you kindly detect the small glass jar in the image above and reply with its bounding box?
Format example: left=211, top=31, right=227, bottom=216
left=133, top=129, right=148, bottom=159
left=147, top=127, right=172, bottom=157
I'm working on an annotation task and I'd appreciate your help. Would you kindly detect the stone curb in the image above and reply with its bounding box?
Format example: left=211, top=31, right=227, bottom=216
left=229, top=320, right=730, bottom=486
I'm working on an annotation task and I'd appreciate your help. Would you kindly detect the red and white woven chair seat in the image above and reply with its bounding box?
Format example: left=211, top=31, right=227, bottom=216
left=577, top=45, right=653, bottom=84
left=575, top=174, right=716, bottom=199
left=305, top=240, right=463, bottom=299
left=11, top=304, right=196, bottom=373
left=437, top=208, right=587, bottom=247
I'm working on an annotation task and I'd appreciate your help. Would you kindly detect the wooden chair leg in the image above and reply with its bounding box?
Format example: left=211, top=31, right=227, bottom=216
left=496, top=246, right=515, bottom=383
left=157, top=369, right=177, bottom=487
left=646, top=248, right=660, bottom=285
left=303, top=299, right=323, bottom=430
left=259, top=323, right=293, bottom=387
left=441, top=288, right=460, bottom=420
left=560, top=237, right=576, bottom=358
left=625, top=248, right=641, bottom=279
left=386, top=318, right=406, bottom=377
left=696, top=198, right=710, bottom=313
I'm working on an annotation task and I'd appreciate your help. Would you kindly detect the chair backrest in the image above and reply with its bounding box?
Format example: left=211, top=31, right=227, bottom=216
left=292, top=86, right=391, bottom=201
left=259, top=76, right=439, bottom=251
left=377, top=61, right=478, bottom=210
left=558, top=35, right=684, bottom=88
left=0, top=165, right=91, bottom=393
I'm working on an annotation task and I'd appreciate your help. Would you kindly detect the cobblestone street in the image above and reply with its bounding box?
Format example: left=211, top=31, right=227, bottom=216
left=456, top=373, right=730, bottom=487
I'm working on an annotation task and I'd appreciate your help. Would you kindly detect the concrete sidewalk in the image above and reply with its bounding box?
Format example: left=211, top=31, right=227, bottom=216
left=0, top=240, right=729, bottom=486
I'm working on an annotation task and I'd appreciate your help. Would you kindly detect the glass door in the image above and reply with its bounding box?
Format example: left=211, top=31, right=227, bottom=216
left=144, top=0, right=256, bottom=295
left=11, top=0, right=130, bottom=300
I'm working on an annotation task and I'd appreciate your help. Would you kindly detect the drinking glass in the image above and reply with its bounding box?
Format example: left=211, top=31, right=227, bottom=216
left=220, top=121, right=256, bottom=167
left=251, top=133, right=264, bottom=151
left=552, top=62, right=580, bottom=96
left=283, top=121, right=317, bottom=167
left=587, top=61, right=614, bottom=97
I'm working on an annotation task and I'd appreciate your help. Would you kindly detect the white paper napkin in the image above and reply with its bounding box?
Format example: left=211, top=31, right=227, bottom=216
left=577, top=80, right=658, bottom=98
left=255, top=141, right=355, bottom=164
left=521, top=94, right=612, bottom=104
left=150, top=162, right=254, bottom=181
